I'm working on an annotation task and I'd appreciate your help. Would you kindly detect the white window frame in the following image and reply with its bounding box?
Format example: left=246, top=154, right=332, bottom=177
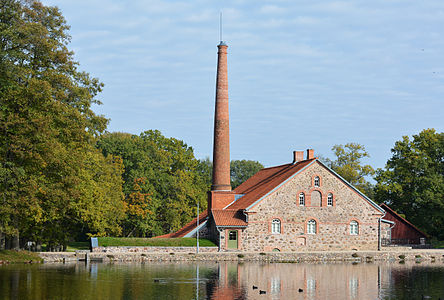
left=350, top=221, right=359, bottom=235
left=299, top=192, right=305, bottom=206
left=327, top=193, right=333, bottom=206
left=307, top=219, right=317, bottom=234
left=314, top=176, right=320, bottom=187
left=271, top=219, right=281, bottom=234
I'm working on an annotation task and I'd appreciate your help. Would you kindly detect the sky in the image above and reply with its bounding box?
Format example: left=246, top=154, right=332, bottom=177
left=42, top=0, right=444, bottom=170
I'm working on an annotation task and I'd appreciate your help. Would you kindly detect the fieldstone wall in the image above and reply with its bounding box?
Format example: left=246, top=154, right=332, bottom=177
left=237, top=162, right=385, bottom=252
left=92, top=246, right=218, bottom=253
left=39, top=249, right=444, bottom=263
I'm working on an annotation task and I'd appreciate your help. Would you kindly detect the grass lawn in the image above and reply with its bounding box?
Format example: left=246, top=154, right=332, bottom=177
left=66, top=241, right=90, bottom=252
left=432, top=240, right=444, bottom=249
left=98, top=237, right=217, bottom=247
left=0, top=250, right=43, bottom=263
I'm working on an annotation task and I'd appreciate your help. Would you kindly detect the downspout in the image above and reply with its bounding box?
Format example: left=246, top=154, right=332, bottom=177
left=378, top=218, right=381, bottom=251
left=217, top=227, right=222, bottom=252
left=378, top=210, right=387, bottom=251
left=243, top=210, right=249, bottom=223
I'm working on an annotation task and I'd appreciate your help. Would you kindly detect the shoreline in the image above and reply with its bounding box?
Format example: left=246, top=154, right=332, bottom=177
left=38, top=249, right=444, bottom=264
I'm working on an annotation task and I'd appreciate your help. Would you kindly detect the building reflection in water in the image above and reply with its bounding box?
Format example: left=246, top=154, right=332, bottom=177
left=1, top=260, right=443, bottom=299
left=208, top=261, right=442, bottom=300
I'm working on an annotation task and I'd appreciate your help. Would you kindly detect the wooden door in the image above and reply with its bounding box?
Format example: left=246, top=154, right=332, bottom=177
left=227, top=230, right=238, bottom=249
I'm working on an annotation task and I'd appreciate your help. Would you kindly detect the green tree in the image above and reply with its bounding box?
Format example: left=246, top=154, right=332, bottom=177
left=324, top=143, right=375, bottom=197
left=230, top=160, right=264, bottom=189
left=374, top=129, right=444, bottom=239
left=0, top=0, right=122, bottom=249
left=97, top=130, right=208, bottom=235
left=196, top=158, right=264, bottom=190
left=196, top=157, right=212, bottom=190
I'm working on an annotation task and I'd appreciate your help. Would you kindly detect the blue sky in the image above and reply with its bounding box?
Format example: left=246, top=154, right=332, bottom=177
left=42, top=0, right=444, bottom=170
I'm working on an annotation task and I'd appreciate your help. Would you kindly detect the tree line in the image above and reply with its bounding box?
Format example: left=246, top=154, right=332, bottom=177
left=1, top=1, right=443, bottom=249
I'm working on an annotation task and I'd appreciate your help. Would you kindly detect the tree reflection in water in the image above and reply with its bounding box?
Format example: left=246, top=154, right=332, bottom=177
left=0, top=261, right=443, bottom=299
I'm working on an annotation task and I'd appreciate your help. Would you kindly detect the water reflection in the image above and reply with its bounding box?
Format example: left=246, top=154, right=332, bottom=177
left=1, top=260, right=443, bottom=299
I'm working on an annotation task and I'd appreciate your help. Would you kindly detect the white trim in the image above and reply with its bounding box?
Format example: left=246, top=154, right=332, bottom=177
left=184, top=220, right=208, bottom=238
left=381, top=219, right=395, bottom=225
left=245, top=160, right=317, bottom=211
left=223, top=194, right=244, bottom=209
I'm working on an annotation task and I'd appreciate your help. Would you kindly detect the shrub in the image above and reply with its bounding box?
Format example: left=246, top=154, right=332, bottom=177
left=259, top=252, right=266, bottom=256
left=398, top=255, right=405, bottom=260
left=351, top=253, right=359, bottom=258
left=237, top=254, right=245, bottom=258
left=415, top=255, right=421, bottom=259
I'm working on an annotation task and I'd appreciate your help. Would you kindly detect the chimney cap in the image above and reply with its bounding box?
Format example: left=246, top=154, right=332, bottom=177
left=218, top=41, right=227, bottom=46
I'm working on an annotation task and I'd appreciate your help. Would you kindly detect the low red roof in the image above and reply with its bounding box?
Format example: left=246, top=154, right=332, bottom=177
left=154, top=209, right=208, bottom=238
left=380, top=204, right=428, bottom=237
left=212, top=209, right=247, bottom=227
left=227, top=159, right=315, bottom=210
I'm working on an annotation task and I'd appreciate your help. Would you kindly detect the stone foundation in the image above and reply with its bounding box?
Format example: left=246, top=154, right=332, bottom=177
left=92, top=246, right=218, bottom=253
left=39, top=249, right=444, bottom=263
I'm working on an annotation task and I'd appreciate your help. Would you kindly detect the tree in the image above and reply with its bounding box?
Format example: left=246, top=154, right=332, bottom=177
left=97, top=130, right=208, bottom=236
left=230, top=160, right=264, bottom=189
left=323, top=143, right=375, bottom=197
left=374, top=129, right=444, bottom=239
left=196, top=157, right=212, bottom=190
left=123, top=178, right=156, bottom=237
left=0, top=0, right=122, bottom=248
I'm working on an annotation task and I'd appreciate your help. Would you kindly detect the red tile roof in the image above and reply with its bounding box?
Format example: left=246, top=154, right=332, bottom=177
left=227, top=159, right=316, bottom=210
left=212, top=209, right=247, bottom=227
left=154, top=159, right=316, bottom=237
left=154, top=209, right=209, bottom=238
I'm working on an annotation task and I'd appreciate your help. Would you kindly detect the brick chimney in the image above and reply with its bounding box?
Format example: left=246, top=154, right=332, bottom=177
left=307, top=149, right=315, bottom=160
left=211, top=41, right=231, bottom=192
left=293, top=151, right=304, bottom=163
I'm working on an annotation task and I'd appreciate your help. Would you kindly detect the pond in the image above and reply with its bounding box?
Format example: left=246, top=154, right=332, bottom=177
left=1, top=261, right=444, bottom=299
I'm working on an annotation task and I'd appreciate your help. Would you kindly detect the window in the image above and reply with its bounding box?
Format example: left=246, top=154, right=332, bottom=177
left=307, top=219, right=317, bottom=234
left=271, top=219, right=281, bottom=234
left=350, top=221, right=359, bottom=235
left=299, top=192, right=305, bottom=206
left=327, top=193, right=333, bottom=206
left=314, top=176, right=320, bottom=187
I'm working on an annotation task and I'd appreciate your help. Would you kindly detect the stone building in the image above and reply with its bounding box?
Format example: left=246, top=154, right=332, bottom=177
left=159, top=40, right=394, bottom=251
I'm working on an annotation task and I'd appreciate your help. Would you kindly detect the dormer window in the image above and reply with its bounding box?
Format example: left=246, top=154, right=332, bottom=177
left=314, top=176, right=320, bottom=187
left=299, top=192, right=305, bottom=206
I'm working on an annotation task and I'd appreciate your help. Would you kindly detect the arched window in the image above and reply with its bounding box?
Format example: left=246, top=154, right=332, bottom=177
left=299, top=193, right=305, bottom=206
left=327, top=193, right=333, bottom=206
left=350, top=221, right=359, bottom=235
left=271, top=219, right=281, bottom=234
left=307, top=219, right=317, bottom=234
left=314, top=176, right=320, bottom=187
